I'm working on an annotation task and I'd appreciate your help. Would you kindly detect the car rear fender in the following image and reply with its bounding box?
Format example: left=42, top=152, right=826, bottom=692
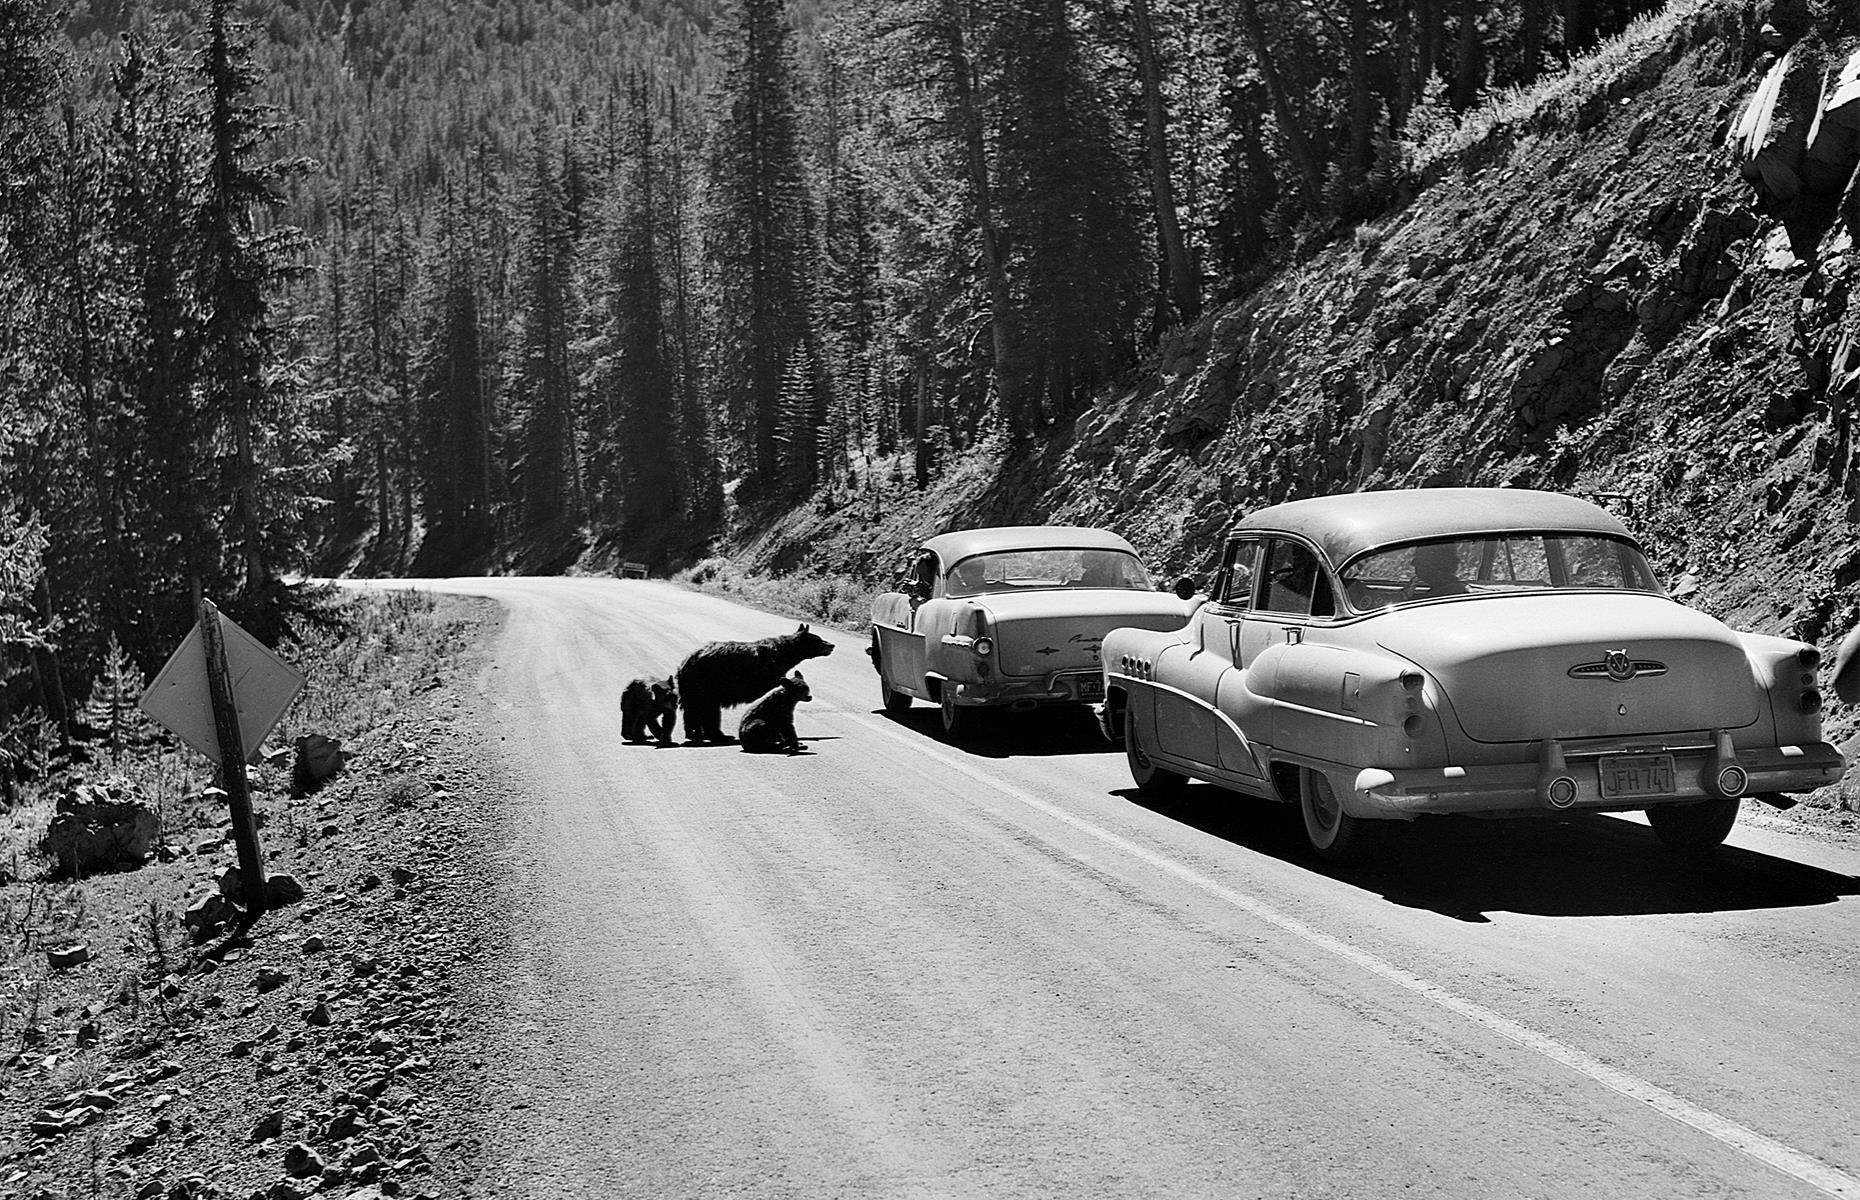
left=1254, top=642, right=1451, bottom=770
left=1737, top=631, right=1823, bottom=749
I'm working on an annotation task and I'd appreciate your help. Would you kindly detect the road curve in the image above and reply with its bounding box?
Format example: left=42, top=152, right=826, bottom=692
left=358, top=577, right=1860, bottom=1199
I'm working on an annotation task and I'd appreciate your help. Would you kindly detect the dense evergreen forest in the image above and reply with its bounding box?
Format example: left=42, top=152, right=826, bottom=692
left=0, top=0, right=1668, bottom=761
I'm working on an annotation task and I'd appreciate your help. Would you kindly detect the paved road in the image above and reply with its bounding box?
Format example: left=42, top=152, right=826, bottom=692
left=368, top=577, right=1860, bottom=1198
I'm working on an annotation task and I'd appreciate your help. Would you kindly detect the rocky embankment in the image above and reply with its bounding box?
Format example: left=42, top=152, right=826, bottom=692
left=0, top=600, right=504, bottom=1200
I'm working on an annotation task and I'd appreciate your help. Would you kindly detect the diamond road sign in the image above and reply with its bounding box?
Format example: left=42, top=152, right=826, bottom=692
left=138, top=611, right=306, bottom=765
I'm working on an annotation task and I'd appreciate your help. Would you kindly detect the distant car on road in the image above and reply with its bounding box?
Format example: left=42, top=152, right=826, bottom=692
left=1101, top=488, right=1844, bottom=860
left=869, top=526, right=1194, bottom=739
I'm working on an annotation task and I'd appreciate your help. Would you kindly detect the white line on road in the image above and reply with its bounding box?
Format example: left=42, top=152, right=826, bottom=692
left=852, top=712, right=1860, bottom=1200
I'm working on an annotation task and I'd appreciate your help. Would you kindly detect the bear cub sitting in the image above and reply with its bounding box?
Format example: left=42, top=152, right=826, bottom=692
left=737, top=673, right=812, bottom=754
left=620, top=676, right=678, bottom=745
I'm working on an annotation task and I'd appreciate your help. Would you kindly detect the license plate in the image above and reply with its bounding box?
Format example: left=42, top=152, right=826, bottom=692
left=1076, top=677, right=1104, bottom=700
left=1597, top=754, right=1676, bottom=799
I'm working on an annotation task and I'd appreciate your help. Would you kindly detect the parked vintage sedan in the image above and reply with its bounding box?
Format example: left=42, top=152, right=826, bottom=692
left=870, top=526, right=1195, bottom=738
left=1101, top=488, right=1844, bottom=860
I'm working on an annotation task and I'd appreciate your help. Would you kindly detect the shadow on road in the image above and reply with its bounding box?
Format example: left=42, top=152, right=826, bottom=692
left=1117, top=783, right=1859, bottom=922
left=875, top=705, right=1118, bottom=758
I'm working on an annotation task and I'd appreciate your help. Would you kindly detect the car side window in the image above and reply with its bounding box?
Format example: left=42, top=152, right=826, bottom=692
left=1261, top=539, right=1334, bottom=617
left=909, top=552, right=939, bottom=601
left=1220, top=539, right=1259, bottom=608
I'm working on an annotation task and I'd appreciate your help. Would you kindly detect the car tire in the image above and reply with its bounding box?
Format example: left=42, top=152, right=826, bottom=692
left=939, top=687, right=966, bottom=740
left=1645, top=797, right=1738, bottom=850
left=1299, top=767, right=1375, bottom=862
left=1125, top=709, right=1185, bottom=797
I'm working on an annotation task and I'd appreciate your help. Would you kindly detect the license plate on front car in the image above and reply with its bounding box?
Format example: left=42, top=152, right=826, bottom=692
left=1076, top=677, right=1103, bottom=700
left=1597, top=754, right=1676, bottom=800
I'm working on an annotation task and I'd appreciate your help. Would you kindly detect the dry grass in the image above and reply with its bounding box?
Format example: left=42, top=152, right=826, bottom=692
left=675, top=558, right=876, bottom=631
left=1407, top=0, right=1756, bottom=175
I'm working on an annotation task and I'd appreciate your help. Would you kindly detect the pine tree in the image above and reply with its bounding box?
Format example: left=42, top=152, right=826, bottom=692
left=194, top=0, right=312, bottom=629
left=609, top=95, right=679, bottom=537
left=993, top=0, right=1143, bottom=434
left=510, top=138, right=578, bottom=531
left=707, top=0, right=822, bottom=506
left=412, top=202, right=494, bottom=570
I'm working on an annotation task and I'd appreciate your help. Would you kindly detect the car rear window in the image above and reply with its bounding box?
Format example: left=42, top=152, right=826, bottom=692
left=945, top=549, right=1155, bottom=597
left=1338, top=534, right=1663, bottom=612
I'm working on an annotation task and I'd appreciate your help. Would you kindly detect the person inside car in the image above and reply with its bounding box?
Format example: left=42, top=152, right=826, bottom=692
left=1410, top=542, right=1468, bottom=598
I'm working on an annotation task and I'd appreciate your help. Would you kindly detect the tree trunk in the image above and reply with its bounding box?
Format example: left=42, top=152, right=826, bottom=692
left=940, top=0, right=1021, bottom=431
left=1347, top=0, right=1372, bottom=178
left=1518, top=0, right=1546, bottom=86
left=1562, top=0, right=1587, bottom=62
left=1453, top=0, right=1482, bottom=110
left=1237, top=0, right=1326, bottom=207
left=1130, top=0, right=1198, bottom=323
left=1417, top=0, right=1438, bottom=96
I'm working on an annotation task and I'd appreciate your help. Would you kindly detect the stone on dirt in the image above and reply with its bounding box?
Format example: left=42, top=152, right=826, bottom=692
left=267, top=873, right=307, bottom=906
left=45, top=943, right=91, bottom=969
left=282, top=1142, right=325, bottom=1178
left=294, top=734, right=348, bottom=795
left=184, top=892, right=238, bottom=937
left=39, top=781, right=161, bottom=876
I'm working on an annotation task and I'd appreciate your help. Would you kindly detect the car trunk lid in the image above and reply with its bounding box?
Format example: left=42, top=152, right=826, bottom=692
left=1370, top=593, right=1758, bottom=741
left=978, top=590, right=1190, bottom=677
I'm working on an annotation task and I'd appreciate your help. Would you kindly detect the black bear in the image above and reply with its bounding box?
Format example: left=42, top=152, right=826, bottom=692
left=676, top=623, right=835, bottom=743
left=620, top=676, right=678, bottom=745
left=738, top=673, right=812, bottom=754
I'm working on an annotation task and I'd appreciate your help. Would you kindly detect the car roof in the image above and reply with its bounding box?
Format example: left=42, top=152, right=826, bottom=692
left=1234, top=488, right=1634, bottom=565
left=923, top=525, right=1139, bottom=562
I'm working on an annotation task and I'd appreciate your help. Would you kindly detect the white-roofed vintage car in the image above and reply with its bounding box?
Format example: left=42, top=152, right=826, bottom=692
left=869, top=526, right=1195, bottom=738
left=1100, top=488, right=1844, bottom=860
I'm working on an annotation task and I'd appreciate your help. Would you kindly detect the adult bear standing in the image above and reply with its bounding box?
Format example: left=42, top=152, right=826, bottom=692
left=676, top=623, right=835, bottom=743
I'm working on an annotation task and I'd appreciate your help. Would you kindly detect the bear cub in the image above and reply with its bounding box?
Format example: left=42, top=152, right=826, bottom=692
left=620, top=676, right=678, bottom=745
left=737, top=673, right=812, bottom=754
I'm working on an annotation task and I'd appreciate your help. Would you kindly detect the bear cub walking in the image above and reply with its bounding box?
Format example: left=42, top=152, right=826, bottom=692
left=620, top=676, right=678, bottom=745
left=737, top=673, right=812, bottom=754
left=677, top=623, right=834, bottom=743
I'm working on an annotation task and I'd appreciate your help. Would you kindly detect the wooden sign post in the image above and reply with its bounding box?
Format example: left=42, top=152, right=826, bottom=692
left=198, top=597, right=269, bottom=915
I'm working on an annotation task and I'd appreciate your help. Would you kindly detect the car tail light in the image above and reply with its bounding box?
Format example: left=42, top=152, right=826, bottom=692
left=1799, top=646, right=1822, bottom=670
left=1800, top=688, right=1821, bottom=713
left=1402, top=714, right=1425, bottom=738
left=1715, top=763, right=1749, bottom=797
left=1546, top=776, right=1578, bottom=808
left=974, top=636, right=993, bottom=657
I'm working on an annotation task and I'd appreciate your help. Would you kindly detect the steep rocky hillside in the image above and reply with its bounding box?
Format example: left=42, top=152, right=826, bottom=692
left=737, top=2, right=1860, bottom=693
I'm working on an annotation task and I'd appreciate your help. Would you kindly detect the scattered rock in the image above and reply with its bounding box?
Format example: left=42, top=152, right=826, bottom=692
left=38, top=781, right=161, bottom=876
left=294, top=733, right=348, bottom=796
left=217, top=865, right=245, bottom=900
left=252, top=1110, right=285, bottom=1141
left=301, top=935, right=327, bottom=955
left=282, top=1142, right=325, bottom=1178
left=184, top=892, right=239, bottom=940
left=267, top=874, right=307, bottom=907
left=46, top=943, right=92, bottom=969
left=255, top=968, right=291, bottom=993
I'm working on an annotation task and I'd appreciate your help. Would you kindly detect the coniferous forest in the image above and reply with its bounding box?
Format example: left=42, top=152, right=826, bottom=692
left=1, top=0, right=1668, bottom=755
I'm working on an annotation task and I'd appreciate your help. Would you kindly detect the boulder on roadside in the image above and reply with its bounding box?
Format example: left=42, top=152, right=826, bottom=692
left=267, top=873, right=306, bottom=907
left=293, top=734, right=347, bottom=795
left=282, top=1142, right=325, bottom=1178
left=184, top=892, right=239, bottom=939
left=39, top=781, right=160, bottom=876
left=46, top=943, right=92, bottom=970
